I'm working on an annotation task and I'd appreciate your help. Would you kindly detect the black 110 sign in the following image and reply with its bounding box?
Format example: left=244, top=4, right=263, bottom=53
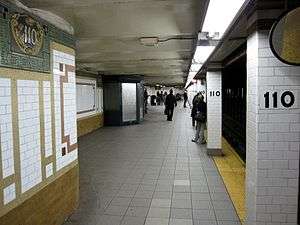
left=263, top=91, right=295, bottom=108
left=209, top=91, right=221, bottom=97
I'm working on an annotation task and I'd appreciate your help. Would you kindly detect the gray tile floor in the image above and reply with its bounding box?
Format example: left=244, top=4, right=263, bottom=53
left=64, top=106, right=241, bottom=225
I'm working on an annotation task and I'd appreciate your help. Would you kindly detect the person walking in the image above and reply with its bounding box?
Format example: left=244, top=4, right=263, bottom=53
left=163, top=91, right=168, bottom=103
left=156, top=91, right=161, bottom=105
left=165, top=89, right=177, bottom=121
left=192, top=94, right=207, bottom=144
left=144, top=89, right=148, bottom=114
left=183, top=91, right=188, bottom=108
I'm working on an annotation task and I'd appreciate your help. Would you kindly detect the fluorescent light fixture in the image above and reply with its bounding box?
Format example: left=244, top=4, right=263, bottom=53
left=202, top=0, right=246, bottom=38
left=189, top=63, right=202, bottom=72
left=185, top=46, right=214, bottom=87
left=193, top=46, right=215, bottom=64
left=185, top=71, right=197, bottom=88
left=185, top=0, right=245, bottom=88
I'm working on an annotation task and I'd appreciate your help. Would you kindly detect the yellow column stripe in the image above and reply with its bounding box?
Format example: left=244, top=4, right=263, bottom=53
left=0, top=122, right=3, bottom=206
left=39, top=81, right=46, bottom=180
left=11, top=79, right=21, bottom=197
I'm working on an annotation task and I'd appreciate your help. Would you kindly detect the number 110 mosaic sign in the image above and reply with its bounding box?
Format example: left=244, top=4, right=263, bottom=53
left=10, top=13, right=44, bottom=56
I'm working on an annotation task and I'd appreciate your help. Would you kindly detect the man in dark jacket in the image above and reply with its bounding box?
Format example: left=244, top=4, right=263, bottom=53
left=165, top=89, right=177, bottom=121
left=144, top=89, right=148, bottom=114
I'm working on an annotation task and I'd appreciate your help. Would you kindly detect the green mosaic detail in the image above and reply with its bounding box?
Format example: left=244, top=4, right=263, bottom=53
left=0, top=1, right=75, bottom=73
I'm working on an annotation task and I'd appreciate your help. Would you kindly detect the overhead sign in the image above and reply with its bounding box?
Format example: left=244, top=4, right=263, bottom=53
left=269, top=7, right=300, bottom=65
left=10, top=13, right=44, bottom=56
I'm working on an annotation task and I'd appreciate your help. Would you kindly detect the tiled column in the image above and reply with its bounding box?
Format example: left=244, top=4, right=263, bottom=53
left=206, top=71, right=222, bottom=156
left=246, top=29, right=300, bottom=225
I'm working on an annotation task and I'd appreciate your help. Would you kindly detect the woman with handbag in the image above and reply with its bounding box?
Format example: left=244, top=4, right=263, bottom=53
left=192, top=94, right=207, bottom=144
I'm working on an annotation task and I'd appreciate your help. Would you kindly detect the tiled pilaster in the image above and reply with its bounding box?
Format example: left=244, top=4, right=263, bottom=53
left=206, top=71, right=222, bottom=156
left=246, top=29, right=300, bottom=225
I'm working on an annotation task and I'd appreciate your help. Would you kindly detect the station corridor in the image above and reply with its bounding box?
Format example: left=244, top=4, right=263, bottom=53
left=0, top=1, right=299, bottom=224
left=65, top=107, right=240, bottom=225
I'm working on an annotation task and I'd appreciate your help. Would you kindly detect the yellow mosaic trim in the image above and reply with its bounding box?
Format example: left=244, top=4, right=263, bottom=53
left=11, top=79, right=22, bottom=198
left=0, top=125, right=3, bottom=205
left=39, top=81, right=47, bottom=181
left=213, top=137, right=246, bottom=224
left=0, top=41, right=76, bottom=217
left=51, top=42, right=75, bottom=56
left=0, top=69, right=51, bottom=81
left=0, top=160, right=78, bottom=218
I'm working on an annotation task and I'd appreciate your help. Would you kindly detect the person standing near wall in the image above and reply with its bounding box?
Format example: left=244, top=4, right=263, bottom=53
left=183, top=91, right=188, bottom=108
left=192, top=94, right=207, bottom=144
left=165, top=89, right=177, bottom=121
left=191, top=92, right=200, bottom=127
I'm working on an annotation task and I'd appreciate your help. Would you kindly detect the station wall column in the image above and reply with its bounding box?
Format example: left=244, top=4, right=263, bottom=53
left=246, top=24, right=300, bottom=225
left=206, top=70, right=223, bottom=156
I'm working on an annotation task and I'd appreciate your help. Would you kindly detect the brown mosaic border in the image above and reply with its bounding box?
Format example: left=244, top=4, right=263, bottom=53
left=60, top=64, right=78, bottom=154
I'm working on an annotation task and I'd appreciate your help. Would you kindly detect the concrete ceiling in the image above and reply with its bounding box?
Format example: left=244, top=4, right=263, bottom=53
left=21, top=0, right=208, bottom=85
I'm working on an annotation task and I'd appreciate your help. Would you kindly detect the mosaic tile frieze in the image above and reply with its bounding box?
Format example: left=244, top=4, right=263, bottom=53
left=0, top=0, right=75, bottom=73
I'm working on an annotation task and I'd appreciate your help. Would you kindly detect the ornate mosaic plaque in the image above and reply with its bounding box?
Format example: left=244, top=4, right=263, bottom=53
left=10, top=13, right=44, bottom=56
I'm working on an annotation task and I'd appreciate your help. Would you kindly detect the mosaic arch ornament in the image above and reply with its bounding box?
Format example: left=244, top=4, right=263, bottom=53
left=269, top=7, right=300, bottom=66
left=10, top=13, right=44, bottom=56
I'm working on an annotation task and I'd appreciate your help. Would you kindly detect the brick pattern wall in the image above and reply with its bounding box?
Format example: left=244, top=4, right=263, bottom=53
left=0, top=78, right=14, bottom=179
left=246, top=30, right=300, bottom=225
left=207, top=71, right=222, bottom=150
left=18, top=80, right=42, bottom=193
left=43, top=81, right=53, bottom=158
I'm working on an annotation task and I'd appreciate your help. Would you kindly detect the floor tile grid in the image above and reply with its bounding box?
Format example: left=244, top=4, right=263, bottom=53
left=143, top=151, right=168, bottom=225
left=145, top=131, right=176, bottom=225
left=64, top=106, right=241, bottom=225
left=205, top=159, right=242, bottom=225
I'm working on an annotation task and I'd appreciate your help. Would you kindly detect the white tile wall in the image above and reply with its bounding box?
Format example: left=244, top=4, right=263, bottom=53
left=207, top=71, right=222, bottom=150
left=45, top=162, right=53, bottom=178
left=53, top=50, right=78, bottom=171
left=246, top=30, right=300, bottom=225
left=63, top=72, right=77, bottom=145
left=43, top=81, right=53, bottom=158
left=0, top=78, right=14, bottom=179
left=3, top=183, right=16, bottom=205
left=18, top=80, right=42, bottom=193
